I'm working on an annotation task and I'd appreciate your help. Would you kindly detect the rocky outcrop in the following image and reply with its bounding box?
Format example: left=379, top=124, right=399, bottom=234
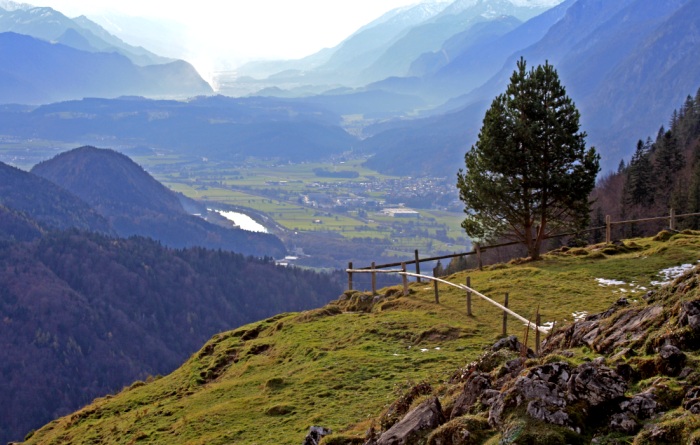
left=488, top=360, right=627, bottom=432
left=302, top=426, right=332, bottom=445
left=354, top=267, right=700, bottom=445
left=372, top=397, right=445, bottom=445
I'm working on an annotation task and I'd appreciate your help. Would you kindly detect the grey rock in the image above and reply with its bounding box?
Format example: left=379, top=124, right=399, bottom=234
left=489, top=362, right=571, bottom=427
left=303, top=426, right=332, bottom=445
left=657, top=344, right=686, bottom=376
left=526, top=399, right=569, bottom=426
left=620, top=392, right=658, bottom=419
left=489, top=361, right=627, bottom=430
left=479, top=389, right=500, bottom=407
left=683, top=386, right=700, bottom=414
left=679, top=299, right=700, bottom=330
left=492, top=335, right=522, bottom=353
left=609, top=412, right=639, bottom=434
left=450, top=373, right=491, bottom=419
left=567, top=362, right=626, bottom=406
left=377, top=397, right=445, bottom=445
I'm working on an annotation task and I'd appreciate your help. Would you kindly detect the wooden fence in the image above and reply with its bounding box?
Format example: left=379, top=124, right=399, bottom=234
left=346, top=266, right=547, bottom=353
left=348, top=208, right=700, bottom=290
left=345, top=208, right=700, bottom=354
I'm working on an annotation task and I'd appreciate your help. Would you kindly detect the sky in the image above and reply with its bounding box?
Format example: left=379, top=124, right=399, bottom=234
left=33, top=0, right=427, bottom=77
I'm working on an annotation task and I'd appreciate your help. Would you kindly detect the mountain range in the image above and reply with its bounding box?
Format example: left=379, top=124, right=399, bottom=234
left=217, top=0, right=700, bottom=174
left=0, top=2, right=212, bottom=103
left=1, top=0, right=699, bottom=174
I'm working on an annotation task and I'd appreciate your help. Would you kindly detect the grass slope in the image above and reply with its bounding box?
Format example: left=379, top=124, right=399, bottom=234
left=21, top=232, right=700, bottom=444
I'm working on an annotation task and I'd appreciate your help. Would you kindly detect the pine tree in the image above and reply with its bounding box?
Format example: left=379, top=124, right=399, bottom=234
left=654, top=130, right=684, bottom=208
left=623, top=139, right=654, bottom=208
left=457, top=58, right=599, bottom=259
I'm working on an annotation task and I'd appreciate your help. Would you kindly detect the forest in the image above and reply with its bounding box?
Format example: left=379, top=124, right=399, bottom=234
left=592, top=88, right=700, bottom=236
left=0, top=230, right=343, bottom=442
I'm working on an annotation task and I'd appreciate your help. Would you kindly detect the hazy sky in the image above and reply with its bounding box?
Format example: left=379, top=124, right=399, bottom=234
left=33, top=0, right=426, bottom=76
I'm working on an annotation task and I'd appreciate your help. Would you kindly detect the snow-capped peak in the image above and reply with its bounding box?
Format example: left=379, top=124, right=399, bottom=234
left=0, top=0, right=34, bottom=11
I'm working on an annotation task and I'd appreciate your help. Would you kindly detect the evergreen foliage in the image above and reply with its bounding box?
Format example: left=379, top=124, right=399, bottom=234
left=457, top=58, right=599, bottom=259
left=0, top=230, right=342, bottom=443
left=597, top=87, right=700, bottom=235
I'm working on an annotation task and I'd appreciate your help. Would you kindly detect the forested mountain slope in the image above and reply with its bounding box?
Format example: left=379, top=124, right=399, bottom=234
left=0, top=231, right=343, bottom=443
left=0, top=160, right=111, bottom=236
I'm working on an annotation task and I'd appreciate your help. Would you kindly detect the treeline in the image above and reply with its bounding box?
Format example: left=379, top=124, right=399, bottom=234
left=0, top=230, right=343, bottom=443
left=313, top=168, right=360, bottom=178
left=592, top=88, right=700, bottom=237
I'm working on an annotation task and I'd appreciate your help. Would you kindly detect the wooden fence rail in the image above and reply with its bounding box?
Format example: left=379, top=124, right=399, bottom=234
left=347, top=268, right=546, bottom=353
left=345, top=207, right=695, bottom=353
left=349, top=208, right=694, bottom=283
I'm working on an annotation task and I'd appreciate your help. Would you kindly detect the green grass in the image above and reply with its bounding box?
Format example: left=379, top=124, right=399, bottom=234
left=23, top=233, right=700, bottom=445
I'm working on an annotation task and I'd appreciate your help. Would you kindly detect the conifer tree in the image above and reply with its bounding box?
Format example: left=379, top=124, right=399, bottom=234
left=623, top=139, right=654, bottom=208
left=457, top=58, right=599, bottom=260
left=654, top=130, right=684, bottom=208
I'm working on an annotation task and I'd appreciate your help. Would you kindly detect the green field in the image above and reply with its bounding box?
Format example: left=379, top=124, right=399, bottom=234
left=136, top=155, right=468, bottom=260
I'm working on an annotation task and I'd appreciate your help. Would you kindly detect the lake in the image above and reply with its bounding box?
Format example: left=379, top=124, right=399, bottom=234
left=215, top=210, right=269, bottom=233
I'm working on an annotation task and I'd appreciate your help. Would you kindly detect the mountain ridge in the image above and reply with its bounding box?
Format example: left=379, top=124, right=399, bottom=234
left=0, top=32, right=212, bottom=104
left=31, top=146, right=286, bottom=258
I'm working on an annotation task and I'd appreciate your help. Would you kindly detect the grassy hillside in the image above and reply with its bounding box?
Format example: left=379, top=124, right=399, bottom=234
left=21, top=231, right=700, bottom=444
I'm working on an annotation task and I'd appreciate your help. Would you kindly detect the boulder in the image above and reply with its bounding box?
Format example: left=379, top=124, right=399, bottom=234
left=303, top=426, right=332, bottom=445
left=609, top=412, right=639, bottom=434
left=679, top=299, right=700, bottom=331
left=426, top=415, right=490, bottom=445
left=567, top=362, right=627, bottom=406
left=489, top=361, right=627, bottom=430
left=450, top=373, right=491, bottom=419
left=377, top=397, right=445, bottom=445
left=489, top=362, right=571, bottom=428
left=492, top=335, right=535, bottom=357
left=683, top=386, right=700, bottom=414
left=656, top=344, right=686, bottom=376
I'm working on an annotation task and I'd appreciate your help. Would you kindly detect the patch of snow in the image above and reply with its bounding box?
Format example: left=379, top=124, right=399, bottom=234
left=572, top=311, right=588, bottom=321
left=596, top=278, right=626, bottom=286
left=651, top=263, right=697, bottom=286
left=420, top=348, right=429, bottom=353
left=539, top=321, right=555, bottom=332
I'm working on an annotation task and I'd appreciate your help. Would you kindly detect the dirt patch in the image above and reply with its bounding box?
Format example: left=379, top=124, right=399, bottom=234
left=414, top=326, right=462, bottom=345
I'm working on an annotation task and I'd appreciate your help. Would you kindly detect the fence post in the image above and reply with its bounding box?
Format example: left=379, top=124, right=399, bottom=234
left=466, top=276, right=472, bottom=316
left=371, top=262, right=376, bottom=296
left=414, top=249, right=421, bottom=283
left=401, top=262, right=408, bottom=296
left=535, top=312, right=541, bottom=355
left=605, top=215, right=611, bottom=243
left=347, top=262, right=353, bottom=291
left=670, top=208, right=676, bottom=231
left=502, top=292, right=509, bottom=336
left=433, top=267, right=440, bottom=304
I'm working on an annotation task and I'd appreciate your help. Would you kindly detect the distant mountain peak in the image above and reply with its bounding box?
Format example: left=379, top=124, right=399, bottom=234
left=0, top=0, right=31, bottom=11
left=441, top=0, right=564, bottom=15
